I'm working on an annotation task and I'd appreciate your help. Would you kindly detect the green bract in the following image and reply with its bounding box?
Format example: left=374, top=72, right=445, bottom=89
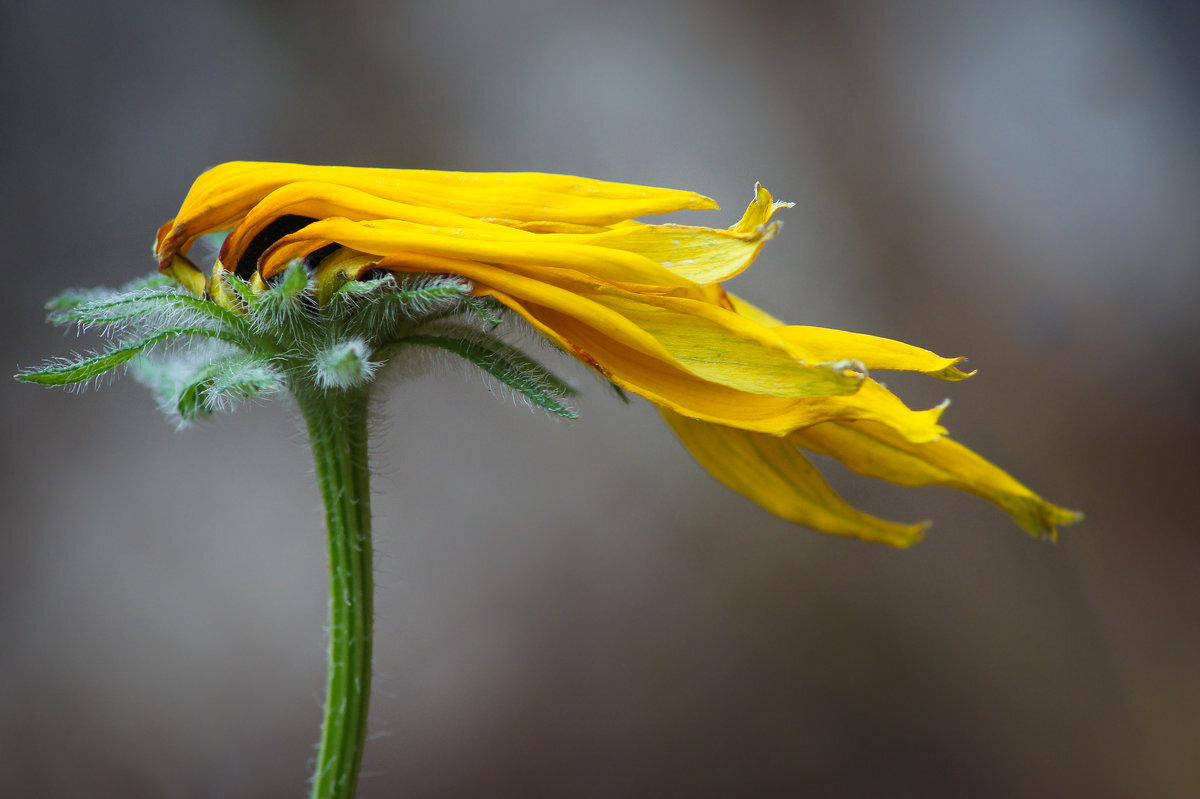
left=18, top=264, right=579, bottom=423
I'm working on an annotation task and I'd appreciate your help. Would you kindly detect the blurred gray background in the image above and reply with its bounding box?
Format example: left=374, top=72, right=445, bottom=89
left=3, top=1, right=1198, bottom=797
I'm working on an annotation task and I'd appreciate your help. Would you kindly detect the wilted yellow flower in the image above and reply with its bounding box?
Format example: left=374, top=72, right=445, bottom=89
left=155, top=161, right=1079, bottom=546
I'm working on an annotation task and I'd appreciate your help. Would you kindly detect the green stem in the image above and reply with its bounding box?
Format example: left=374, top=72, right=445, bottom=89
left=298, top=387, right=374, bottom=799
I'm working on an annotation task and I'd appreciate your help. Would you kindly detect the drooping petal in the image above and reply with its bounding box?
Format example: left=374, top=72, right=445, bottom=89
left=791, top=420, right=1083, bottom=539
left=156, top=161, right=717, bottom=268
left=453, top=264, right=953, bottom=441
left=364, top=251, right=867, bottom=401
left=661, top=409, right=927, bottom=546
left=453, top=262, right=950, bottom=439
left=579, top=288, right=867, bottom=397
left=447, top=280, right=948, bottom=440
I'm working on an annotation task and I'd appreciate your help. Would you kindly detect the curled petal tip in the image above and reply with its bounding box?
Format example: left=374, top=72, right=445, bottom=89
left=892, top=520, right=931, bottom=548
left=733, top=183, right=793, bottom=235
left=1030, top=506, right=1085, bottom=542
left=154, top=219, right=174, bottom=263
left=930, top=357, right=975, bottom=381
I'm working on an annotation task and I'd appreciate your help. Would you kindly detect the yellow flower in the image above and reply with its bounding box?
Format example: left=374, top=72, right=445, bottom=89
left=155, top=161, right=1080, bottom=546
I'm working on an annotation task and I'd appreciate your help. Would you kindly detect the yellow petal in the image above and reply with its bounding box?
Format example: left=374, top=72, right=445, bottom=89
left=552, top=223, right=777, bottom=286
left=258, top=217, right=700, bottom=289
left=790, top=380, right=949, bottom=443
left=161, top=254, right=208, bottom=298
left=156, top=161, right=717, bottom=267
left=585, top=288, right=867, bottom=397
left=504, top=220, right=618, bottom=234
left=540, top=185, right=790, bottom=285
left=727, top=293, right=973, bottom=380
left=207, top=260, right=243, bottom=311
left=792, top=420, right=1083, bottom=539
left=661, top=409, right=927, bottom=546
left=561, top=302, right=950, bottom=440
left=777, top=327, right=972, bottom=380
left=218, top=181, right=532, bottom=272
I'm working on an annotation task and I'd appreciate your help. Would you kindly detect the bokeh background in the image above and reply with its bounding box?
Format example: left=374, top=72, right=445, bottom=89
left=3, top=1, right=1198, bottom=797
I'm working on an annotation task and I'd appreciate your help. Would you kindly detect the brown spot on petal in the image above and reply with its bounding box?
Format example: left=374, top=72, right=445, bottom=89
left=567, top=342, right=611, bottom=379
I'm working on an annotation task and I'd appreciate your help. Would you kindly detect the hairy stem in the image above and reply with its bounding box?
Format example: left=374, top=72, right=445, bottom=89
left=298, top=387, right=374, bottom=799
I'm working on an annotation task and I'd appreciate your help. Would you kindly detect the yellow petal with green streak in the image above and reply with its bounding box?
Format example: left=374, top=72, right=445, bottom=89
left=506, top=293, right=947, bottom=439
left=727, top=294, right=973, bottom=380
left=156, top=161, right=717, bottom=267
left=584, top=287, right=864, bottom=397
left=792, top=420, right=1083, bottom=539
left=387, top=259, right=947, bottom=439
left=368, top=251, right=863, bottom=399
left=661, top=409, right=927, bottom=546
left=580, top=287, right=971, bottom=390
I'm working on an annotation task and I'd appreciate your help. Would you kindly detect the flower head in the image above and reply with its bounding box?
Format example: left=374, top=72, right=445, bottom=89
left=46, top=161, right=1079, bottom=545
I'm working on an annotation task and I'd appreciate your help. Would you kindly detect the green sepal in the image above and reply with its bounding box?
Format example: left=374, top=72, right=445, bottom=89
left=325, top=273, right=395, bottom=313
left=460, top=295, right=504, bottom=327
left=16, top=326, right=234, bottom=386
left=174, top=355, right=283, bottom=420
left=223, top=272, right=261, bottom=310
left=253, top=264, right=315, bottom=336
left=48, top=287, right=252, bottom=338
left=44, top=274, right=175, bottom=317
left=174, top=361, right=222, bottom=421
left=340, top=276, right=475, bottom=338
left=400, top=329, right=578, bottom=418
